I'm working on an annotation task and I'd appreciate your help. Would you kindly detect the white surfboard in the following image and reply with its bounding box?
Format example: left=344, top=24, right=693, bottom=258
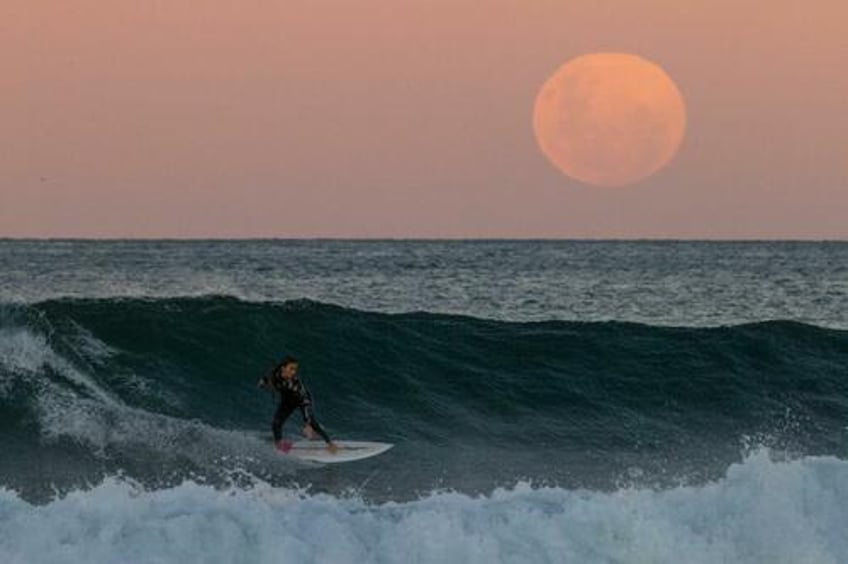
left=283, top=440, right=393, bottom=464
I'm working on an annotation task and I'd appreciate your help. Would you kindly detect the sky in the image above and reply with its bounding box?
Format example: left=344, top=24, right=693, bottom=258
left=2, top=0, right=847, bottom=238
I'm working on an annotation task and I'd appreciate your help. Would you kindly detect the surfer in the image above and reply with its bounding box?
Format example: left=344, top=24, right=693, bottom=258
left=257, top=356, right=338, bottom=454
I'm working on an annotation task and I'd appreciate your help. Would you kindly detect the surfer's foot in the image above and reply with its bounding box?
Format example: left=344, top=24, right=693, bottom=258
left=276, top=440, right=293, bottom=453
left=326, top=442, right=338, bottom=455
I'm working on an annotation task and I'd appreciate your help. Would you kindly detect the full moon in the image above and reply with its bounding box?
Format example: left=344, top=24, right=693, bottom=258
left=533, top=53, right=686, bottom=187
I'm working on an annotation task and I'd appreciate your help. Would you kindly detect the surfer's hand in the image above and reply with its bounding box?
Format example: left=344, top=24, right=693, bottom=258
left=302, top=425, right=316, bottom=439
left=326, top=442, right=338, bottom=455
left=256, top=378, right=265, bottom=388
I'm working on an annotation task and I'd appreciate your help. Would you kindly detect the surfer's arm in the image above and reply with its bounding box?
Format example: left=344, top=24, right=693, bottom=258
left=257, top=372, right=276, bottom=389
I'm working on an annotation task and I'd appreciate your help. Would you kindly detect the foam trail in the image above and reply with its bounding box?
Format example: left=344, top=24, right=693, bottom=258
left=0, top=327, right=118, bottom=406
left=1, top=451, right=846, bottom=564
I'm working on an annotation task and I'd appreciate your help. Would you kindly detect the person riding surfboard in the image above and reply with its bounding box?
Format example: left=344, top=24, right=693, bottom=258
left=257, top=356, right=338, bottom=454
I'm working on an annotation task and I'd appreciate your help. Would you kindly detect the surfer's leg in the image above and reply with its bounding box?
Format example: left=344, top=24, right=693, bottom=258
left=307, top=419, right=332, bottom=443
left=272, top=402, right=297, bottom=442
left=299, top=402, right=332, bottom=443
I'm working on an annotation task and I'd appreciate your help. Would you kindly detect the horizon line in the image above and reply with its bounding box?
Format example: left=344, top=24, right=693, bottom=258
left=1, top=237, right=847, bottom=243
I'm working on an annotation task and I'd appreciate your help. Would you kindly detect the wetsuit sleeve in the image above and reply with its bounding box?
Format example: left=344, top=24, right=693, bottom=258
left=298, top=384, right=332, bottom=443
left=259, top=364, right=282, bottom=390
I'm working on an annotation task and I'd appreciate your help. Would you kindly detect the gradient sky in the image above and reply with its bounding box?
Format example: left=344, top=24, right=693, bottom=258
left=2, top=0, right=846, bottom=238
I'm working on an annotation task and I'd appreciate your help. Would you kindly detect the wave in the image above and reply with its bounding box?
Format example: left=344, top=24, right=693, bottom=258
left=1, top=450, right=846, bottom=564
left=2, top=296, right=848, bottom=499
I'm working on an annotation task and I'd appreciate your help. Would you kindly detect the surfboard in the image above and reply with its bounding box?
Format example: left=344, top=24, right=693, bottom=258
left=281, top=440, right=393, bottom=464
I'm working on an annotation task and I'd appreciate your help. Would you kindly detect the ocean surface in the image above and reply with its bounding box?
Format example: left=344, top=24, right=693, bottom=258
left=1, top=240, right=847, bottom=563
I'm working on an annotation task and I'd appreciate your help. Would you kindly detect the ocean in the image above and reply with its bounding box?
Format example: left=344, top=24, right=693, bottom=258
left=1, top=240, right=847, bottom=563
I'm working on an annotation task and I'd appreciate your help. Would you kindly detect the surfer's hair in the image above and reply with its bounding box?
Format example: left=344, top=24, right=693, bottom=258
left=281, top=355, right=298, bottom=367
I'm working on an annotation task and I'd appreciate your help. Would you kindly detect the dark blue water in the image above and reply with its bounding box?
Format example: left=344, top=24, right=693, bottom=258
left=2, top=240, right=846, bottom=326
left=1, top=241, right=847, bottom=563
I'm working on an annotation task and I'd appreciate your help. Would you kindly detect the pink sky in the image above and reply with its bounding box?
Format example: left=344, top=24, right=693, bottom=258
left=2, top=0, right=846, bottom=238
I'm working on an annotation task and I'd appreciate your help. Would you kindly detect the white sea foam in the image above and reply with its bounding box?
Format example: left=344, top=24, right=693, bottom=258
left=0, top=326, right=118, bottom=406
left=0, top=450, right=845, bottom=564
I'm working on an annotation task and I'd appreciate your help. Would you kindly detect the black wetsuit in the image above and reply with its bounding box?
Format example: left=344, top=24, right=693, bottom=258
left=261, top=371, right=332, bottom=444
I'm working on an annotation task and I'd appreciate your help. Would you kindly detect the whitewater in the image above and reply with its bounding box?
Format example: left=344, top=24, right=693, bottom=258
left=2, top=452, right=847, bottom=564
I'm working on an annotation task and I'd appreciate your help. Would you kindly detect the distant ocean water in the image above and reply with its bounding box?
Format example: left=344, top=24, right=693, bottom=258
left=1, top=240, right=847, bottom=563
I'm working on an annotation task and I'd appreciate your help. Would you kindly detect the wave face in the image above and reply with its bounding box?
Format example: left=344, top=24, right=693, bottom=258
left=2, top=296, right=848, bottom=501
left=2, top=452, right=847, bottom=564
